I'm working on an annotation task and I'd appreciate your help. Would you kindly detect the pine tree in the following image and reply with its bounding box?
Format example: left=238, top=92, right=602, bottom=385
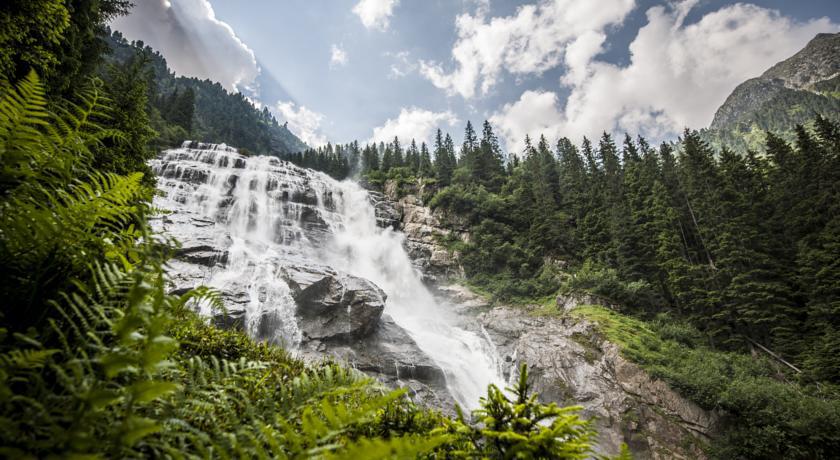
left=460, top=120, right=477, bottom=168
left=536, top=134, right=560, bottom=206
left=406, top=139, right=419, bottom=174
left=94, top=51, right=156, bottom=183
left=714, top=148, right=794, bottom=347
left=471, top=120, right=506, bottom=191
left=419, top=142, right=432, bottom=177
left=433, top=129, right=454, bottom=185
left=617, top=136, right=658, bottom=291
left=391, top=136, right=403, bottom=168
left=381, top=143, right=394, bottom=171
left=647, top=180, right=699, bottom=315
left=169, top=87, right=195, bottom=133
left=437, top=133, right=457, bottom=186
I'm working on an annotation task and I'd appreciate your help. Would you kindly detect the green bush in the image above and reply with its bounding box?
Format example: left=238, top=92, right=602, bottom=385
left=560, top=260, right=654, bottom=309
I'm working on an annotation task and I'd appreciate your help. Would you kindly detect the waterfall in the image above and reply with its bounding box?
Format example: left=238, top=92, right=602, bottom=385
left=322, top=181, right=506, bottom=408
left=151, top=142, right=504, bottom=409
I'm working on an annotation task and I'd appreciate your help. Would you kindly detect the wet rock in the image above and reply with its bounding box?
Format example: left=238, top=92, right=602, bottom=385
left=282, top=265, right=386, bottom=342
left=300, top=314, right=455, bottom=412
left=175, top=244, right=228, bottom=266
left=290, top=188, right=319, bottom=206
left=368, top=191, right=401, bottom=230
left=298, top=206, right=331, bottom=243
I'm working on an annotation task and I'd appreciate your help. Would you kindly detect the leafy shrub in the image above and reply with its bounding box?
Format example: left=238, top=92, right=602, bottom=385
left=561, top=260, right=654, bottom=308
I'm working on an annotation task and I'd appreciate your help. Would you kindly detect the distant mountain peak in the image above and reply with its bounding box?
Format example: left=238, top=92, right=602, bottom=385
left=761, top=32, right=840, bottom=91
left=706, top=32, right=840, bottom=150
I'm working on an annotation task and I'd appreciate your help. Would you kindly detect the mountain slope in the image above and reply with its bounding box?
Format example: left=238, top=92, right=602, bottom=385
left=705, top=32, right=840, bottom=151
left=104, top=29, right=308, bottom=155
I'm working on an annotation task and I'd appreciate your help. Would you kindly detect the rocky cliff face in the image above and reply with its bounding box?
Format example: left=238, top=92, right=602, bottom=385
left=434, top=285, right=718, bottom=460
left=762, top=33, right=840, bottom=91
left=378, top=180, right=467, bottom=282
left=483, top=307, right=716, bottom=459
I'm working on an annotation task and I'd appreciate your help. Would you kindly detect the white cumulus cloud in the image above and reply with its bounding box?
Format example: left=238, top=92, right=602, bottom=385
left=110, top=0, right=259, bottom=94
left=490, top=2, right=838, bottom=150
left=490, top=90, right=564, bottom=153
left=330, top=44, right=348, bottom=68
left=369, top=108, right=459, bottom=145
left=275, top=101, right=328, bottom=148
left=420, top=0, right=636, bottom=98
left=353, top=0, right=400, bottom=31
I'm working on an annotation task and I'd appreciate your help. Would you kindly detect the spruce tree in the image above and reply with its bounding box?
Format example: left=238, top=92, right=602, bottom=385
left=391, top=136, right=404, bottom=168
left=460, top=120, right=477, bottom=168
left=419, top=142, right=432, bottom=178
left=434, top=129, right=454, bottom=185
left=381, top=143, right=394, bottom=171
left=474, top=120, right=506, bottom=191
left=406, top=139, right=419, bottom=174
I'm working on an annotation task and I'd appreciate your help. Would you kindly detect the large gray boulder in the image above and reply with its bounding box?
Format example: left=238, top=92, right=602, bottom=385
left=300, top=314, right=455, bottom=411
left=282, top=265, right=386, bottom=342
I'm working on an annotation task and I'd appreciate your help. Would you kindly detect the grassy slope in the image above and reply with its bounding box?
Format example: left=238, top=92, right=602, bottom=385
left=569, top=306, right=840, bottom=459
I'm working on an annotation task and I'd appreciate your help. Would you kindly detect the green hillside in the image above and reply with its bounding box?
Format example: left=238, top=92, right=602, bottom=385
left=703, top=32, right=840, bottom=151
left=104, top=29, right=309, bottom=155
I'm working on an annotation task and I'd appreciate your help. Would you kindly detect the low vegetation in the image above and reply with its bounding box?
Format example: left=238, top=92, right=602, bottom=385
left=572, top=306, right=840, bottom=459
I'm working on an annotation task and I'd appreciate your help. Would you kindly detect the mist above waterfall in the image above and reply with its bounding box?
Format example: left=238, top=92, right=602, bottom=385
left=151, top=142, right=503, bottom=409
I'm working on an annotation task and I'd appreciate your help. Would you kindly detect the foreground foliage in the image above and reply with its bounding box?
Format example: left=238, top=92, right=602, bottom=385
left=437, top=364, right=599, bottom=459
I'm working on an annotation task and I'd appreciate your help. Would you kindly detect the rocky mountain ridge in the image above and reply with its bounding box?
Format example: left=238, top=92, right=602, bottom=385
left=705, top=32, right=840, bottom=151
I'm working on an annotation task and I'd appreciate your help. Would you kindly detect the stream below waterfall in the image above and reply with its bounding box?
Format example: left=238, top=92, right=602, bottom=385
left=151, top=142, right=505, bottom=409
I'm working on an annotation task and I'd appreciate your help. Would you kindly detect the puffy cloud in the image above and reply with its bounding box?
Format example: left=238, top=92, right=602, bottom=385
left=330, top=44, right=348, bottom=68
left=274, top=101, right=328, bottom=147
left=490, top=90, right=564, bottom=153
left=110, top=0, right=259, bottom=93
left=490, top=2, right=838, bottom=149
left=369, top=108, right=458, bottom=145
left=420, top=0, right=636, bottom=98
left=353, top=0, right=400, bottom=31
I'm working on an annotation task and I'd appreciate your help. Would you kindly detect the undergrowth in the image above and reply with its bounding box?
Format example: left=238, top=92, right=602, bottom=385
left=571, top=306, right=840, bottom=459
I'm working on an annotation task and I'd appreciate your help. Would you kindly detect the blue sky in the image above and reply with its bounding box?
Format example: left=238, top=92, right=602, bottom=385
left=112, top=0, right=839, bottom=152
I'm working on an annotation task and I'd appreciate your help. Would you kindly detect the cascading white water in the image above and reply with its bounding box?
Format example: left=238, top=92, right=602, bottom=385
left=151, top=142, right=504, bottom=409
left=321, top=182, right=506, bottom=408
